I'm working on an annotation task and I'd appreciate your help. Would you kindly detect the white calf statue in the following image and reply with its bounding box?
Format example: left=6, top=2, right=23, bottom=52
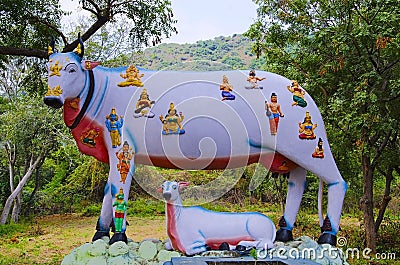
left=44, top=35, right=347, bottom=247
left=159, top=181, right=276, bottom=255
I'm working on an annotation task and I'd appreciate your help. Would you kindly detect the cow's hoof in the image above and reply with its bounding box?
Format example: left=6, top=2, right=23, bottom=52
left=92, top=230, right=110, bottom=242
left=109, top=232, right=128, bottom=245
left=317, top=233, right=337, bottom=246
left=275, top=228, right=293, bottom=242
left=219, top=242, right=230, bottom=251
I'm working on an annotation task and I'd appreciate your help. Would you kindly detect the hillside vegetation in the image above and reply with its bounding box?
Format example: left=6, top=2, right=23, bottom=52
left=106, top=34, right=266, bottom=71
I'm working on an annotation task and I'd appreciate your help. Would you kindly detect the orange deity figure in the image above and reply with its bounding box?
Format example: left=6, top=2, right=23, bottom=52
left=118, top=65, right=144, bottom=87
left=312, top=138, right=325, bottom=158
left=265, top=93, right=284, bottom=135
left=298, top=111, right=317, bottom=139
left=245, top=70, right=266, bottom=89
left=116, top=141, right=134, bottom=184
left=220, top=75, right=235, bottom=101
left=287, top=80, right=307, bottom=107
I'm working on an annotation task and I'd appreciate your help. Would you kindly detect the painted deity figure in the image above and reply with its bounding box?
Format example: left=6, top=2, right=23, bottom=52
left=118, top=65, right=144, bottom=87
left=298, top=111, right=318, bottom=139
left=287, top=80, right=307, bottom=107
left=133, top=89, right=155, bottom=118
left=116, top=141, right=134, bottom=184
left=112, top=188, right=128, bottom=233
left=105, top=108, right=123, bottom=148
left=312, top=138, right=325, bottom=158
left=81, top=128, right=100, bottom=148
left=220, top=75, right=235, bottom=101
left=245, top=70, right=266, bottom=89
left=49, top=61, right=62, bottom=77
left=265, top=92, right=284, bottom=135
left=159, top=103, right=185, bottom=135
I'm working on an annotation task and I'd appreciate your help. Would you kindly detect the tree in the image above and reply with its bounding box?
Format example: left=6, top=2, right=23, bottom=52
left=246, top=0, right=400, bottom=251
left=0, top=0, right=177, bottom=60
left=0, top=94, right=63, bottom=223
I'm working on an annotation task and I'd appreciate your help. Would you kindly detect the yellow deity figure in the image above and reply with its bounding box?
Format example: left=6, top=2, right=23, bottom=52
left=287, top=80, right=307, bottom=107
left=118, top=65, right=144, bottom=87
left=159, top=103, right=185, bottom=135
left=49, top=61, right=62, bottom=77
left=105, top=108, right=124, bottom=148
left=298, top=111, right=317, bottom=139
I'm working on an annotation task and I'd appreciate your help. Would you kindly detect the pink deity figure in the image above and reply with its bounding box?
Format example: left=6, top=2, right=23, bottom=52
left=265, top=93, right=284, bottom=135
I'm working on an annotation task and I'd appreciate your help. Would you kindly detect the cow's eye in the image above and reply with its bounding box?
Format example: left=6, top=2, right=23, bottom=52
left=69, top=68, right=76, bottom=73
left=172, top=185, right=177, bottom=190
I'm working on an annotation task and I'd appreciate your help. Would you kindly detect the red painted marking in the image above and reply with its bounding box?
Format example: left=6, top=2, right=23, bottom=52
left=206, top=237, right=254, bottom=250
left=166, top=203, right=186, bottom=253
left=64, top=99, right=109, bottom=163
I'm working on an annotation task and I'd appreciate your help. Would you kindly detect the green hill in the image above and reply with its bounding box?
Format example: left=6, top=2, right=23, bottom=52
left=107, top=34, right=266, bottom=71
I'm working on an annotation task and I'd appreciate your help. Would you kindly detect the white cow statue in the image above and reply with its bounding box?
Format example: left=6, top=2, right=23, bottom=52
left=159, top=181, right=275, bottom=255
left=44, top=36, right=347, bottom=247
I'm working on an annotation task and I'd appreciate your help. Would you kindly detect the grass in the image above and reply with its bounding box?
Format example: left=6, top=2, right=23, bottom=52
left=0, top=204, right=398, bottom=265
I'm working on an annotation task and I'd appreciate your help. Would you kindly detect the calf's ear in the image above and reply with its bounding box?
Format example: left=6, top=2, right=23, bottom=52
left=178, top=182, right=190, bottom=189
left=82, top=60, right=101, bottom=70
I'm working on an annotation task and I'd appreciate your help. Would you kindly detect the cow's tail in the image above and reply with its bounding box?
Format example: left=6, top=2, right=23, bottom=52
left=318, top=179, right=324, bottom=227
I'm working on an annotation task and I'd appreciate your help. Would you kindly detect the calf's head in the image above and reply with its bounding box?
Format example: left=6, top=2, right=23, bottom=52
left=160, top=181, right=190, bottom=202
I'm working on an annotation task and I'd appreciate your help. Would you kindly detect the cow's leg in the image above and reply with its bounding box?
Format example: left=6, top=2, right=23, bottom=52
left=92, top=180, right=114, bottom=241
left=276, top=167, right=307, bottom=242
left=317, top=178, right=347, bottom=246
left=108, top=162, right=135, bottom=245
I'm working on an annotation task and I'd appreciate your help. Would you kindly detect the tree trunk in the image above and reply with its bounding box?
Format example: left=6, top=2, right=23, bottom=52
left=374, top=170, right=394, bottom=233
left=359, top=154, right=376, bottom=252
left=11, top=192, right=21, bottom=223
left=0, top=152, right=45, bottom=224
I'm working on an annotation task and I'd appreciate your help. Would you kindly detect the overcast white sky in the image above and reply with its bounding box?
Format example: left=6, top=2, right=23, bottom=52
left=60, top=0, right=258, bottom=44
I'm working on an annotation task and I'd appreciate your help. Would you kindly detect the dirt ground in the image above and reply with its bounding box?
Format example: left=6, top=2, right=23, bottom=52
left=0, top=214, right=167, bottom=265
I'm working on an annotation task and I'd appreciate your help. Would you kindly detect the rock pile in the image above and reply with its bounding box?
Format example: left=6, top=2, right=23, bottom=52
left=62, top=236, right=350, bottom=265
left=61, top=238, right=181, bottom=265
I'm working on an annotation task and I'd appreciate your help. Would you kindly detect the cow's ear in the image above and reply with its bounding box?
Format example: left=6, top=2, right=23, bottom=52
left=82, top=60, right=101, bottom=70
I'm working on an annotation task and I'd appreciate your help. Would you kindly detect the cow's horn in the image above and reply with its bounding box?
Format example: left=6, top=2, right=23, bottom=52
left=48, top=35, right=56, bottom=56
left=74, top=32, right=84, bottom=58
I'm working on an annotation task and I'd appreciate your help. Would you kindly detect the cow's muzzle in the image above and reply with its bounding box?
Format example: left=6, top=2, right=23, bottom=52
left=44, top=97, right=63, bottom=109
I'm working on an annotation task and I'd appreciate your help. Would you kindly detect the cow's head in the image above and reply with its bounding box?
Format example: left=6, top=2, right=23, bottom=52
left=159, top=181, right=190, bottom=202
left=44, top=35, right=99, bottom=109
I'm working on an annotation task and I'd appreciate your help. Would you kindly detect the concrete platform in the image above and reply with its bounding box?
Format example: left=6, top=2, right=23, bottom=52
left=165, top=256, right=320, bottom=265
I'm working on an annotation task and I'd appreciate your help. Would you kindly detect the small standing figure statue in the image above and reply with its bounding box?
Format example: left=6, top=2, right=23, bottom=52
left=220, top=75, right=235, bottom=101
left=312, top=138, right=325, bottom=158
left=133, top=88, right=155, bottom=118
left=105, top=108, right=123, bottom=148
left=118, top=65, right=144, bottom=87
left=298, top=111, right=318, bottom=139
left=265, top=93, right=284, bottom=135
left=287, top=80, right=307, bottom=107
left=113, top=188, right=128, bottom=233
left=116, top=141, right=134, bottom=184
left=159, top=103, right=185, bottom=135
left=245, top=70, right=266, bottom=89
